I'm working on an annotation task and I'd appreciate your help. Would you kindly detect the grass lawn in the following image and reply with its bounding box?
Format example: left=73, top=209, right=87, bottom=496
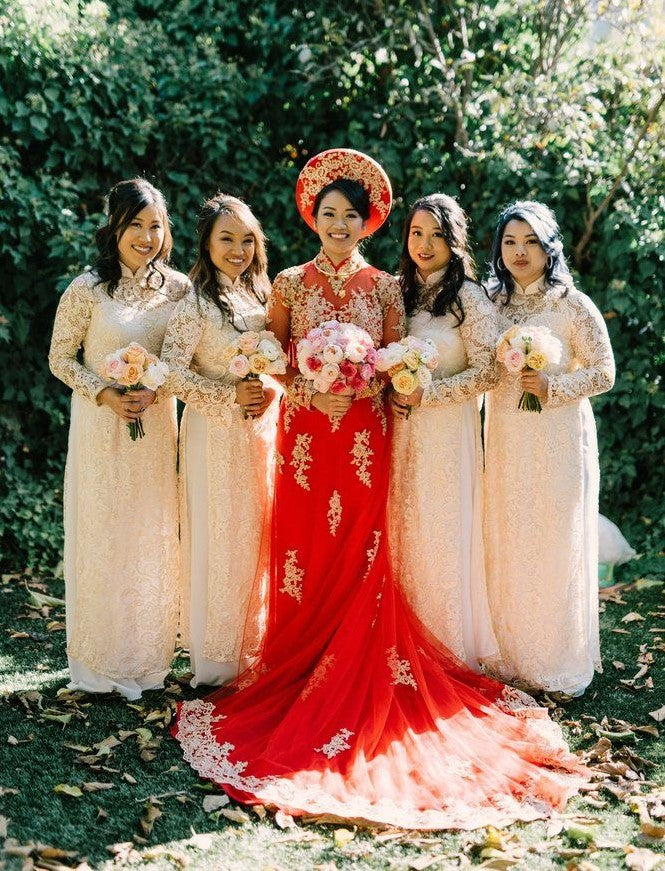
left=0, top=554, right=663, bottom=870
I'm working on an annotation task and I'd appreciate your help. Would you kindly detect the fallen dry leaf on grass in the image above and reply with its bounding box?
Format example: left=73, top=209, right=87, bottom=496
left=202, top=794, right=229, bottom=813
left=217, top=807, right=252, bottom=824
left=624, top=845, right=665, bottom=870
left=138, top=799, right=163, bottom=838
left=53, top=784, right=83, bottom=798
left=649, top=706, right=665, bottom=723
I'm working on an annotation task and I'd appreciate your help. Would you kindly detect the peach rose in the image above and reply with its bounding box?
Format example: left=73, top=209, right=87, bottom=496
left=119, top=362, right=144, bottom=386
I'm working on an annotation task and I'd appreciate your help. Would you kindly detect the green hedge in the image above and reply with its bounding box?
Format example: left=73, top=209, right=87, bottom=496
left=1, top=0, right=663, bottom=569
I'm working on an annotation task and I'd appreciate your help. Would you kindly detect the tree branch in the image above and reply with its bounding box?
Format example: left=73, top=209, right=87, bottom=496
left=573, top=87, right=665, bottom=268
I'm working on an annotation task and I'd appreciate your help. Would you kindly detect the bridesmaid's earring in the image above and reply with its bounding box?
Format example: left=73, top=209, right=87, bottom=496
left=497, top=256, right=506, bottom=271
left=546, top=255, right=553, bottom=269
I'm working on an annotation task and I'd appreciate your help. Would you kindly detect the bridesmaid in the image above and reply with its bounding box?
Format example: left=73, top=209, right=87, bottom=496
left=389, top=193, right=499, bottom=670
left=161, top=194, right=275, bottom=688
left=49, top=178, right=189, bottom=699
left=483, top=200, right=615, bottom=696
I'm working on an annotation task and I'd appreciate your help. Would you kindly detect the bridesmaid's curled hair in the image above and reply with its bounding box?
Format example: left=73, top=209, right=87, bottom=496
left=399, top=193, right=477, bottom=325
left=312, top=179, right=371, bottom=222
left=94, top=178, right=173, bottom=297
left=488, top=200, right=572, bottom=305
left=189, top=193, right=269, bottom=323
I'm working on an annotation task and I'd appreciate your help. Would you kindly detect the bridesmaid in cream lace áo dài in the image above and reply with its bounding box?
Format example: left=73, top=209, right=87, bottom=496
left=389, top=194, right=499, bottom=671
left=48, top=178, right=190, bottom=700
left=483, top=201, right=615, bottom=696
left=161, top=194, right=276, bottom=688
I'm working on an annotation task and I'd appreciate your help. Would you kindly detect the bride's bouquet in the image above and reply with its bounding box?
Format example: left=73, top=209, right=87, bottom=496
left=496, top=325, right=562, bottom=412
left=101, top=342, right=169, bottom=440
left=375, top=336, right=439, bottom=399
left=224, top=330, right=287, bottom=380
left=296, top=320, right=377, bottom=395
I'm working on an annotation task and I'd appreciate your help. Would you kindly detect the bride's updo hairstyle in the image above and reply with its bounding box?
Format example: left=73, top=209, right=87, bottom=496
left=399, top=193, right=477, bottom=325
left=488, top=200, right=572, bottom=305
left=94, top=178, right=172, bottom=297
left=189, top=193, right=269, bottom=322
left=312, top=179, right=371, bottom=223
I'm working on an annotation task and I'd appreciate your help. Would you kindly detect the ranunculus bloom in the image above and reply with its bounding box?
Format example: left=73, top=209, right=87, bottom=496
left=360, top=363, right=374, bottom=382
left=504, top=348, right=526, bottom=373
left=392, top=369, right=418, bottom=395
left=525, top=351, right=547, bottom=371
left=305, top=355, right=323, bottom=373
left=229, top=355, right=251, bottom=378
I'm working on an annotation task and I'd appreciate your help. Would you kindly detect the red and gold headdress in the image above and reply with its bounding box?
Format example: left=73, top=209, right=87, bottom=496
left=295, top=148, right=392, bottom=238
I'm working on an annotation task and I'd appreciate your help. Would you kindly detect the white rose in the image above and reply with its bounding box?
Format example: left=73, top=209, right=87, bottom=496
left=416, top=366, right=432, bottom=387
left=141, top=360, right=169, bottom=390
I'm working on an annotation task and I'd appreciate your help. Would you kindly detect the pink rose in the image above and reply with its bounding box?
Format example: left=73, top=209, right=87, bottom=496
left=103, top=354, right=126, bottom=381
left=365, top=347, right=378, bottom=365
left=330, top=379, right=349, bottom=394
left=504, top=347, right=526, bottom=373
left=229, top=355, right=251, bottom=378
left=321, top=363, right=341, bottom=382
left=339, top=359, right=356, bottom=378
left=305, top=355, right=323, bottom=372
left=360, top=363, right=374, bottom=381
left=350, top=373, right=367, bottom=391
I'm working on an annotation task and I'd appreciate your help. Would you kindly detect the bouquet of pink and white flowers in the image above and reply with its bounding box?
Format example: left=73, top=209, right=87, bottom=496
left=223, top=330, right=287, bottom=380
left=496, top=324, right=562, bottom=412
left=101, top=342, right=169, bottom=440
left=375, top=336, right=439, bottom=397
left=296, top=320, right=377, bottom=395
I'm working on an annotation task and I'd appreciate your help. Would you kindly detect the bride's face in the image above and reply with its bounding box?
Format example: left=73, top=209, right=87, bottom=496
left=313, top=190, right=366, bottom=264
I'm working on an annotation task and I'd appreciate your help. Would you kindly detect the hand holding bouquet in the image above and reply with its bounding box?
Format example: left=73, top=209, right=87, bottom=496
left=296, top=320, right=377, bottom=395
left=496, top=325, right=562, bottom=412
left=222, top=330, right=287, bottom=418
left=101, top=342, right=169, bottom=440
left=376, top=336, right=439, bottom=417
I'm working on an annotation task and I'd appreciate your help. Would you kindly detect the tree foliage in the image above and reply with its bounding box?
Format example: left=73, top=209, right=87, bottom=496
left=0, top=0, right=663, bottom=569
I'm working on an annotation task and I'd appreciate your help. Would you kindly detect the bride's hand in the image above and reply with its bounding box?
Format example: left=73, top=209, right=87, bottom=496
left=311, top=392, right=353, bottom=419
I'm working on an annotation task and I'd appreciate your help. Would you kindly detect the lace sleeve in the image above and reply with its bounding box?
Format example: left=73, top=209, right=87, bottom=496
left=160, top=293, right=237, bottom=424
left=376, top=273, right=406, bottom=342
left=422, top=283, right=500, bottom=407
left=48, top=275, right=108, bottom=403
left=547, top=291, right=615, bottom=407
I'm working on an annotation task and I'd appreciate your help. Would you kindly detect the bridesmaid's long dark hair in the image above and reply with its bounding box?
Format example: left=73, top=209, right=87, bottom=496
left=94, top=178, right=173, bottom=297
left=399, top=193, right=477, bottom=326
left=488, top=200, right=572, bottom=305
left=189, top=193, right=269, bottom=322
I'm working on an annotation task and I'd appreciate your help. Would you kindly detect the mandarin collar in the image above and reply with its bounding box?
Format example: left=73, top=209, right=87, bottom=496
left=513, top=275, right=546, bottom=296
left=314, top=247, right=368, bottom=280
left=119, top=261, right=150, bottom=282
left=216, top=270, right=241, bottom=291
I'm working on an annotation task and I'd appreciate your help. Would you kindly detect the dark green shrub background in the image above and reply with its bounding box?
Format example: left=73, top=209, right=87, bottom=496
left=1, top=0, right=663, bottom=570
